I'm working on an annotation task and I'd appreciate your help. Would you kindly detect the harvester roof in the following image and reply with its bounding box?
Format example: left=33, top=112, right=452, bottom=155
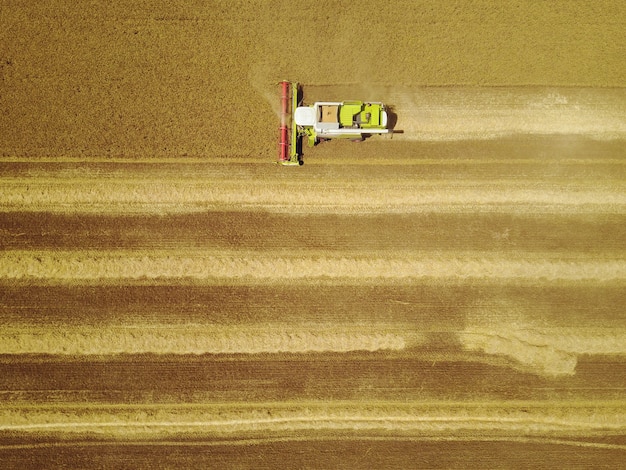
left=294, top=106, right=316, bottom=126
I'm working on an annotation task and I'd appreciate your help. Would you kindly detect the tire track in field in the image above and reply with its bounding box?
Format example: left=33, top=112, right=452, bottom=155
left=395, top=88, right=626, bottom=141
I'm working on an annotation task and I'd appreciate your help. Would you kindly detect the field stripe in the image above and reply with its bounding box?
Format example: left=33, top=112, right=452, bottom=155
left=1, top=324, right=625, bottom=377
left=1, top=251, right=625, bottom=282
left=0, top=324, right=410, bottom=355
left=1, top=402, right=624, bottom=438
left=2, top=179, right=625, bottom=214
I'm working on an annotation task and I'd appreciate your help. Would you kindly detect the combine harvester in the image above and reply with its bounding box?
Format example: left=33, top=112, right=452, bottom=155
left=278, top=80, right=391, bottom=165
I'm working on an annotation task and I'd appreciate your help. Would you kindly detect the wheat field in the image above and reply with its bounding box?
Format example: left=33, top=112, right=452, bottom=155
left=1, top=0, right=625, bottom=467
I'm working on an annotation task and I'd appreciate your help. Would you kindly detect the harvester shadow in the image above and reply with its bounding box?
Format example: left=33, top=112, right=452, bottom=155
left=331, top=105, right=403, bottom=142
left=295, top=84, right=304, bottom=163
left=385, top=105, right=403, bottom=136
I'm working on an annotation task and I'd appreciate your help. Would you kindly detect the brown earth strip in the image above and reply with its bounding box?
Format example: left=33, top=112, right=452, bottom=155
left=2, top=212, right=626, bottom=253
left=0, top=354, right=625, bottom=404
left=2, top=438, right=624, bottom=470
left=1, top=284, right=624, bottom=328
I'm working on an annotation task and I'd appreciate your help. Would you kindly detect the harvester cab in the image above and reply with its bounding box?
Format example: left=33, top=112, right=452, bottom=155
left=278, top=81, right=391, bottom=165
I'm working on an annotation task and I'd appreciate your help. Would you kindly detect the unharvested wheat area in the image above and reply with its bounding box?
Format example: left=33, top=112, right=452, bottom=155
left=1, top=1, right=626, bottom=467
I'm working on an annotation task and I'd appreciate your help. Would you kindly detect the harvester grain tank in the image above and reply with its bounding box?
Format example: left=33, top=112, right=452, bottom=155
left=278, top=80, right=391, bottom=165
